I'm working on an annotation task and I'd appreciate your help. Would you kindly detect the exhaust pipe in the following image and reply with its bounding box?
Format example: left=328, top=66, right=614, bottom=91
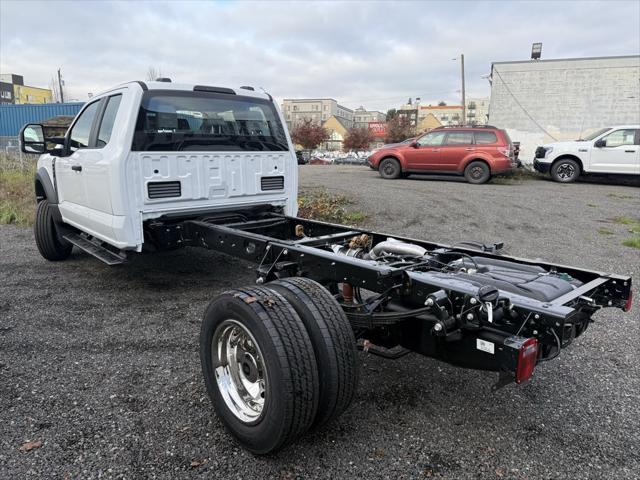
left=366, top=238, right=427, bottom=260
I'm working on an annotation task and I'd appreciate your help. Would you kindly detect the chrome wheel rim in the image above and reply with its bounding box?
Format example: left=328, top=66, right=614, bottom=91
left=557, top=163, right=575, bottom=180
left=212, top=319, right=267, bottom=423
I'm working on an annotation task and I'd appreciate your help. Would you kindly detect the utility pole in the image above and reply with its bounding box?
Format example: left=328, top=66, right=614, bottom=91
left=57, top=68, right=64, bottom=103
left=460, top=54, right=466, bottom=126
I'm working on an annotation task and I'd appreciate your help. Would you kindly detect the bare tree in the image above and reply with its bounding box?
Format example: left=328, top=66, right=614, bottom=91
left=146, top=66, right=164, bottom=81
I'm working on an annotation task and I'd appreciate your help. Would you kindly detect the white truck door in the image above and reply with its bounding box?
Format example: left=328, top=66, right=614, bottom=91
left=57, top=95, right=123, bottom=244
left=57, top=100, right=101, bottom=227
left=589, top=128, right=639, bottom=174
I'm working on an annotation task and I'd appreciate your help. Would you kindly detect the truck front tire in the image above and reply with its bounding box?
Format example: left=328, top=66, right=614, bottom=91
left=551, top=158, right=580, bottom=183
left=200, top=286, right=320, bottom=454
left=34, top=200, right=72, bottom=261
left=266, top=277, right=359, bottom=428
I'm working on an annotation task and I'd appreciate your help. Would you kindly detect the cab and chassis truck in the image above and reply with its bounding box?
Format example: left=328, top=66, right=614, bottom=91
left=21, top=80, right=633, bottom=454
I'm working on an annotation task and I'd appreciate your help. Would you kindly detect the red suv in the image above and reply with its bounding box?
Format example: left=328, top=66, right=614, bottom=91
left=367, top=126, right=516, bottom=184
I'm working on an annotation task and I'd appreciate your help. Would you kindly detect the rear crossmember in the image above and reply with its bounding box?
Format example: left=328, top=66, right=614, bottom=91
left=145, top=209, right=632, bottom=383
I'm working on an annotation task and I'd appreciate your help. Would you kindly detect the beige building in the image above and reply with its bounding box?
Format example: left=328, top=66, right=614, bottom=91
left=465, top=97, right=489, bottom=125
left=353, top=106, right=385, bottom=128
left=418, top=104, right=463, bottom=125
left=281, top=98, right=353, bottom=129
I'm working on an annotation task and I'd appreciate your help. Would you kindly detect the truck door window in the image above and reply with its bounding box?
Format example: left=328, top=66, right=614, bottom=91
left=132, top=91, right=288, bottom=152
left=96, top=94, right=122, bottom=148
left=69, top=101, right=101, bottom=151
left=600, top=129, right=635, bottom=148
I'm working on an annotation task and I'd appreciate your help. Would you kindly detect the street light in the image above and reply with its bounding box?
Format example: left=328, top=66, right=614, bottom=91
left=531, top=43, right=542, bottom=60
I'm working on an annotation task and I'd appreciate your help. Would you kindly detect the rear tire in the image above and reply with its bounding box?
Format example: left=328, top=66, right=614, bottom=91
left=379, top=158, right=401, bottom=179
left=200, top=286, right=319, bottom=454
left=266, top=277, right=359, bottom=428
left=464, top=161, right=491, bottom=184
left=551, top=158, right=580, bottom=183
left=34, top=200, right=72, bottom=261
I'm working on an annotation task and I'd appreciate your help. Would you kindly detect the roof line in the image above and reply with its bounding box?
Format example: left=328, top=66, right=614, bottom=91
left=492, top=54, right=640, bottom=66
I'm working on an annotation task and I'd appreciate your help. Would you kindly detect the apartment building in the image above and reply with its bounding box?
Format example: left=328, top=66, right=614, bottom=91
left=353, top=106, right=385, bottom=128
left=281, top=98, right=354, bottom=128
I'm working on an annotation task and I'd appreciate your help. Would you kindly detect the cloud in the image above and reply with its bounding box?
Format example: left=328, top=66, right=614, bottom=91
left=1, top=0, right=638, bottom=111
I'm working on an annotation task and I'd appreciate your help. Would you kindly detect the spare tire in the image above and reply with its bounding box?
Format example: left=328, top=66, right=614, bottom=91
left=267, top=277, right=359, bottom=427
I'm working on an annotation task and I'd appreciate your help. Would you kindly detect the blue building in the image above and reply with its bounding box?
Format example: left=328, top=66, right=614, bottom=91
left=0, top=102, right=84, bottom=137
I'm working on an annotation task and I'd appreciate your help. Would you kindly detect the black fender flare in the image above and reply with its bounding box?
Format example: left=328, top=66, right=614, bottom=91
left=35, top=167, right=64, bottom=225
left=35, top=167, right=58, bottom=204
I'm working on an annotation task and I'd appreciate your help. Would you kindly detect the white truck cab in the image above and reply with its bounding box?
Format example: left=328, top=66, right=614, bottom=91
left=21, top=80, right=297, bottom=256
left=533, top=125, right=640, bottom=182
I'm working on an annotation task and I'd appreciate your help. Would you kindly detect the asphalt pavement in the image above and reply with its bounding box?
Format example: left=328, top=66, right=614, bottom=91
left=1, top=166, right=639, bottom=479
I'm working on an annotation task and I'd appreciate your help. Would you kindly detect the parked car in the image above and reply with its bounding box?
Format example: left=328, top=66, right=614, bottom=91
left=295, top=150, right=308, bottom=165
left=367, top=125, right=516, bottom=184
left=368, top=138, right=415, bottom=169
left=534, top=125, right=640, bottom=182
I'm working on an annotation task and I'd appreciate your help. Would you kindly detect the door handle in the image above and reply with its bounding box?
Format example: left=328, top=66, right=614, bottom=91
left=431, top=149, right=440, bottom=152
left=71, top=165, right=82, bottom=172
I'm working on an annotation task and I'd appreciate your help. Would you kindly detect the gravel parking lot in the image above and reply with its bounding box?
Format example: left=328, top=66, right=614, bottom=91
left=1, top=166, right=639, bottom=479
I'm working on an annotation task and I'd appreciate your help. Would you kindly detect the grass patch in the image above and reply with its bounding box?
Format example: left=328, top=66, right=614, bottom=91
left=587, top=203, right=597, bottom=208
left=0, top=156, right=36, bottom=226
left=612, top=216, right=637, bottom=225
left=607, top=192, right=635, bottom=200
left=492, top=169, right=541, bottom=185
left=597, top=227, right=614, bottom=235
left=622, top=237, right=640, bottom=249
left=298, top=189, right=365, bottom=225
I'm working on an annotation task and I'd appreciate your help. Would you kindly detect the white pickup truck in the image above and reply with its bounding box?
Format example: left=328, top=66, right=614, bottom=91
left=533, top=125, right=640, bottom=182
left=20, top=80, right=633, bottom=454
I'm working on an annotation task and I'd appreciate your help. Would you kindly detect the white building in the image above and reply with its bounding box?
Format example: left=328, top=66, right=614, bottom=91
left=488, top=55, right=640, bottom=164
left=466, top=97, right=489, bottom=125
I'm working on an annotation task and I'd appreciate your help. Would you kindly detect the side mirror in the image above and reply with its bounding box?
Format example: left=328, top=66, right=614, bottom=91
left=410, top=141, right=418, bottom=148
left=594, top=139, right=606, bottom=148
left=20, top=124, right=46, bottom=154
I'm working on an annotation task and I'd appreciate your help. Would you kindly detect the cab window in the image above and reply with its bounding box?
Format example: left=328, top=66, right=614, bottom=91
left=444, top=131, right=473, bottom=145
left=600, top=129, right=636, bottom=148
left=69, top=101, right=101, bottom=151
left=96, top=94, right=122, bottom=148
left=416, top=131, right=445, bottom=146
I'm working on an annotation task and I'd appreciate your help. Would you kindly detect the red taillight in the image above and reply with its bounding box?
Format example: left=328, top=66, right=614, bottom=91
left=497, top=146, right=511, bottom=157
left=515, top=337, right=538, bottom=384
left=623, top=289, right=633, bottom=312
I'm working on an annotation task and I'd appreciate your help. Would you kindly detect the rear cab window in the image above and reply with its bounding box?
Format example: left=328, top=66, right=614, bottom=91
left=132, top=90, right=288, bottom=152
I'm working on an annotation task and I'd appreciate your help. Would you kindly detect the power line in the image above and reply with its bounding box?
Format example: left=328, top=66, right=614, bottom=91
left=493, top=67, right=558, bottom=141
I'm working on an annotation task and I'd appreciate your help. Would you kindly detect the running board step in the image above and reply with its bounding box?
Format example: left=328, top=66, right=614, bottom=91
left=63, top=234, right=127, bottom=265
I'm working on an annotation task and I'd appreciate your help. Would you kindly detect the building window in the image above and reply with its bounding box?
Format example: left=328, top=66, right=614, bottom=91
left=324, top=105, right=328, bottom=111
left=293, top=106, right=298, bottom=111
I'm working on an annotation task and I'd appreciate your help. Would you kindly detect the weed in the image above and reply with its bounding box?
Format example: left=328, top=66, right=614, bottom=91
left=0, top=159, right=36, bottom=227
left=622, top=237, right=640, bottom=249
left=297, top=189, right=365, bottom=225
left=597, top=227, right=614, bottom=235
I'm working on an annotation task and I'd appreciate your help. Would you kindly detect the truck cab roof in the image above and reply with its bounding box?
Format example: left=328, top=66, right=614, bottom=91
left=96, top=80, right=271, bottom=101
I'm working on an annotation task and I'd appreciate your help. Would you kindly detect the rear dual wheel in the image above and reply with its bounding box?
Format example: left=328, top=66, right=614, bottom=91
left=200, top=279, right=358, bottom=454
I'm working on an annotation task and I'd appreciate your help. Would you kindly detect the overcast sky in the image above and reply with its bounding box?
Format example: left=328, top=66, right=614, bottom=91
left=1, top=0, right=638, bottom=111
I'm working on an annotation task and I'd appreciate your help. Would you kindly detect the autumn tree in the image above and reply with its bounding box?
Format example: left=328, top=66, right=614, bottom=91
left=384, top=117, right=416, bottom=144
left=291, top=119, right=329, bottom=150
left=342, top=127, right=375, bottom=151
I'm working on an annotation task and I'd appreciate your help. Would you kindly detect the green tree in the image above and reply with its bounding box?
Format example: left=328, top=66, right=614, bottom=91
left=385, top=108, right=398, bottom=121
